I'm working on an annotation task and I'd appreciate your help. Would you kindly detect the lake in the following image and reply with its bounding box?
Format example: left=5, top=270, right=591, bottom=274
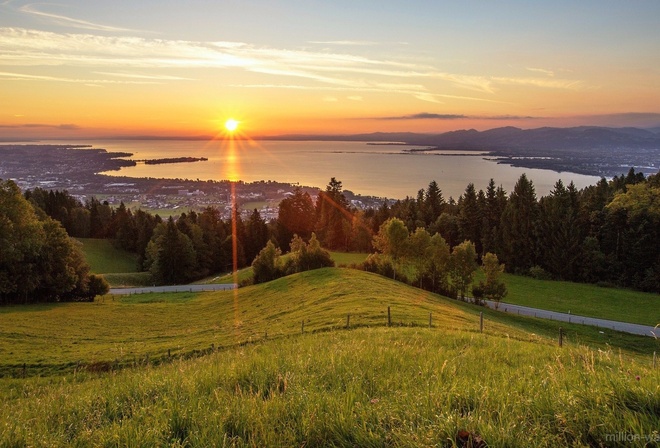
left=93, top=139, right=602, bottom=200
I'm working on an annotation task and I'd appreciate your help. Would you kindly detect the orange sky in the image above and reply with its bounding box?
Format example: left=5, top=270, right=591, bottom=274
left=1, top=1, right=660, bottom=139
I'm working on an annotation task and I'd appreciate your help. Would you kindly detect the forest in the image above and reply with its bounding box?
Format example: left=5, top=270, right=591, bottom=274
left=1, top=167, right=658, bottom=304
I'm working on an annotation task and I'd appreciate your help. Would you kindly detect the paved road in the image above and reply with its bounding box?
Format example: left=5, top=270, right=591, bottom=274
left=109, top=283, right=237, bottom=295
left=485, top=300, right=658, bottom=337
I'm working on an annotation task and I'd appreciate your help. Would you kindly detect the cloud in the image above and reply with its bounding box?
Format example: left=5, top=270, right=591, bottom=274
left=376, top=112, right=539, bottom=120
left=18, top=4, right=135, bottom=32
left=347, top=96, right=363, bottom=101
left=323, top=96, right=338, bottom=102
left=0, top=123, right=80, bottom=129
left=492, top=76, right=583, bottom=90
left=0, top=70, right=165, bottom=85
left=94, top=71, right=194, bottom=81
left=309, top=40, right=379, bottom=46
left=526, top=67, right=555, bottom=77
left=380, top=113, right=467, bottom=120
left=0, top=27, right=586, bottom=103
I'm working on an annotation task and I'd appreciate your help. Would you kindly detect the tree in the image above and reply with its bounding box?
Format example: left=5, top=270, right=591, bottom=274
left=458, top=183, right=481, bottom=253
left=537, top=180, right=582, bottom=280
left=373, top=218, right=409, bottom=280
left=315, top=178, right=352, bottom=250
left=0, top=179, right=102, bottom=303
left=449, top=240, right=478, bottom=300
left=277, top=188, right=316, bottom=249
left=245, top=209, right=269, bottom=263
left=478, top=252, right=507, bottom=307
left=425, top=233, right=451, bottom=295
left=252, top=240, right=282, bottom=284
left=408, top=227, right=431, bottom=287
left=424, top=180, right=445, bottom=226
left=145, top=217, right=197, bottom=285
left=500, top=174, right=539, bottom=273
left=285, top=233, right=334, bottom=274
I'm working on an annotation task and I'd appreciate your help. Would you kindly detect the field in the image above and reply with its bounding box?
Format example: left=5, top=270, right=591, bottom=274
left=0, top=268, right=658, bottom=446
left=473, top=271, right=660, bottom=327
left=76, top=238, right=139, bottom=274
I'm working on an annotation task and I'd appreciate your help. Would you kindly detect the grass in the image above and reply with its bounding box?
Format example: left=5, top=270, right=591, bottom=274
left=473, top=271, right=660, bottom=327
left=76, top=238, right=138, bottom=274
left=0, top=268, right=656, bottom=378
left=0, top=326, right=658, bottom=446
left=1, top=268, right=659, bottom=446
left=102, top=272, right=153, bottom=288
left=329, top=251, right=369, bottom=266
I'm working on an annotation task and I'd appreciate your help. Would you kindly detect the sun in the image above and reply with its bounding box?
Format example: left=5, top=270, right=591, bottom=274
left=224, top=118, right=239, bottom=133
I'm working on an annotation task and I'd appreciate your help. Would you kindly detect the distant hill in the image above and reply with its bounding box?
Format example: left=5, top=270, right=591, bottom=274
left=266, top=126, right=660, bottom=150
left=264, top=126, right=660, bottom=176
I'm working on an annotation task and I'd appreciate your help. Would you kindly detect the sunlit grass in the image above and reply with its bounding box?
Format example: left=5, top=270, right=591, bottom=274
left=1, top=269, right=656, bottom=379
left=0, top=327, right=657, bottom=447
left=473, top=270, right=660, bottom=326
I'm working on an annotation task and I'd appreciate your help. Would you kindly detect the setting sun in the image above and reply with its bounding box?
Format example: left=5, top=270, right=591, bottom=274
left=225, top=119, right=239, bottom=133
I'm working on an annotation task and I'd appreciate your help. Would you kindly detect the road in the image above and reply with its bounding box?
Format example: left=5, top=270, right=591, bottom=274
left=109, top=283, right=237, bottom=295
left=485, top=300, right=658, bottom=337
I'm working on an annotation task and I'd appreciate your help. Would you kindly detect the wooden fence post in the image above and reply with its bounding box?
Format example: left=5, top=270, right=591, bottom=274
left=346, top=314, right=350, bottom=329
left=429, top=313, right=432, bottom=328
left=387, top=306, right=391, bottom=327
left=22, top=363, right=26, bottom=378
left=301, top=320, right=304, bottom=334
left=559, top=327, right=563, bottom=347
left=480, top=312, right=484, bottom=333
left=168, top=349, right=171, bottom=360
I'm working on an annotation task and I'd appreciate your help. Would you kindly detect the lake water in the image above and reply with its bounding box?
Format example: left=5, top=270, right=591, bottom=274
left=91, top=139, right=602, bottom=200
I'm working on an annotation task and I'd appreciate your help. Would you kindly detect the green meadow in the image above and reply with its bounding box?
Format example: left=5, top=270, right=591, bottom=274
left=0, top=269, right=658, bottom=446
left=76, top=238, right=139, bottom=274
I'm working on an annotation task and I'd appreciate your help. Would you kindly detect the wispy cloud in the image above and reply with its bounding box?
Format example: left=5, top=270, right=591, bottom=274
left=0, top=70, right=165, bottom=85
left=0, top=123, right=80, bottom=129
left=380, top=113, right=467, bottom=120
left=492, top=76, right=583, bottom=90
left=18, top=4, right=135, bottom=32
left=0, top=27, right=586, bottom=102
left=94, top=71, right=194, bottom=81
left=377, top=112, right=539, bottom=120
left=526, top=67, right=555, bottom=77
left=309, top=40, right=379, bottom=46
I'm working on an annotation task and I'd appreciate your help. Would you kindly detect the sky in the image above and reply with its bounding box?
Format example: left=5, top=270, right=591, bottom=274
left=1, top=0, right=660, bottom=139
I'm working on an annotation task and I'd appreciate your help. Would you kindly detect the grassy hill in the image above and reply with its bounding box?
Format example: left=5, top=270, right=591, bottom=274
left=0, top=269, right=658, bottom=446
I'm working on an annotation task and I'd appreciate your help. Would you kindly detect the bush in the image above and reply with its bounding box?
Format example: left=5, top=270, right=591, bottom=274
left=528, top=265, right=552, bottom=280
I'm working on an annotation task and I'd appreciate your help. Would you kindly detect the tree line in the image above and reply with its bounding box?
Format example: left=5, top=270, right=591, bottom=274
left=9, top=168, right=660, bottom=299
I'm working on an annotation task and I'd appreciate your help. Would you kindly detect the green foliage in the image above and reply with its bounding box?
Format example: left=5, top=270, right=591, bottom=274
left=315, top=178, right=352, bottom=250
left=284, top=233, right=335, bottom=274
left=500, top=173, right=538, bottom=273
left=277, top=187, right=316, bottom=249
left=252, top=241, right=283, bottom=284
left=372, top=218, right=409, bottom=280
left=449, top=240, right=478, bottom=300
left=145, top=217, right=198, bottom=285
left=0, top=179, right=100, bottom=303
left=476, top=252, right=507, bottom=306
